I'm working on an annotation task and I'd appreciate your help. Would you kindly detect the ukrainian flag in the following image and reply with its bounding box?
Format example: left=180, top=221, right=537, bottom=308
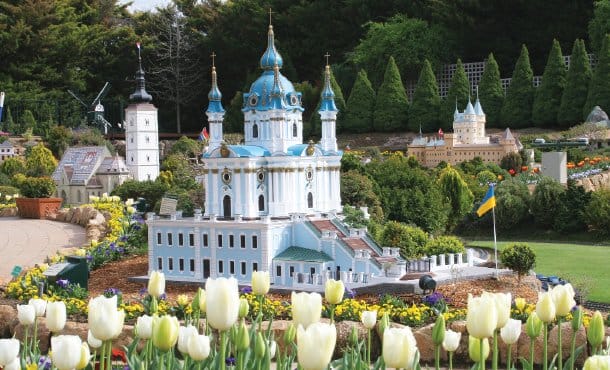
left=476, top=185, right=496, bottom=217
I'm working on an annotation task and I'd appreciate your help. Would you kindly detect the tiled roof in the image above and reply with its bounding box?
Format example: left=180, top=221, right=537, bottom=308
left=52, top=146, right=110, bottom=185
left=274, top=246, right=333, bottom=263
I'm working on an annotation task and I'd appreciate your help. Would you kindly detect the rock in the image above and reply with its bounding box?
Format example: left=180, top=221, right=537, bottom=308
left=334, top=320, right=381, bottom=359
left=0, top=305, right=18, bottom=338
left=14, top=318, right=51, bottom=353
left=260, top=320, right=293, bottom=355
left=70, top=207, right=82, bottom=224
left=0, top=207, right=18, bottom=217
left=585, top=106, right=609, bottom=124
left=413, top=323, right=438, bottom=363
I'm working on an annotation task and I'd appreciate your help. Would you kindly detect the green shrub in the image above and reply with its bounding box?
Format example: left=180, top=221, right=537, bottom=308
left=19, top=176, right=57, bottom=198
left=0, top=185, right=20, bottom=197
left=380, top=221, right=428, bottom=259
left=424, top=235, right=465, bottom=256
left=500, top=152, right=523, bottom=171
left=583, top=189, right=610, bottom=236
left=500, top=243, right=536, bottom=281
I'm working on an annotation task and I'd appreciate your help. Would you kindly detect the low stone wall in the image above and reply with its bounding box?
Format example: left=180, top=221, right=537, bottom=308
left=575, top=170, right=610, bottom=191
left=0, top=207, right=18, bottom=217
left=49, top=205, right=109, bottom=243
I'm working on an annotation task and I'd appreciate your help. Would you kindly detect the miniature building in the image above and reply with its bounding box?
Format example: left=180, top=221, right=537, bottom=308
left=52, top=146, right=131, bottom=205
left=0, top=140, right=15, bottom=162
left=408, top=99, right=521, bottom=167
left=146, top=22, right=405, bottom=284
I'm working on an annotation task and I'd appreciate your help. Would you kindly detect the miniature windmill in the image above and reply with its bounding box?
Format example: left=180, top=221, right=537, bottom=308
left=68, top=82, right=112, bottom=134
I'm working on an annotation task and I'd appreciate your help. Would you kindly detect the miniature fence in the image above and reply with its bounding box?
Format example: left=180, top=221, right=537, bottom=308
left=407, top=249, right=475, bottom=273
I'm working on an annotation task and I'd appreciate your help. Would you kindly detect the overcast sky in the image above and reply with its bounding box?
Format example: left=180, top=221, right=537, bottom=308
left=119, top=0, right=172, bottom=12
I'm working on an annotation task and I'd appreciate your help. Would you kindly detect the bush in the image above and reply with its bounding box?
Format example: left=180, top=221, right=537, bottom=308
left=380, top=221, right=428, bottom=259
left=500, top=152, right=523, bottom=171
left=500, top=243, right=536, bottom=281
left=584, top=189, right=610, bottom=236
left=0, top=185, right=19, bottom=197
left=19, top=176, right=57, bottom=198
left=424, top=235, right=465, bottom=256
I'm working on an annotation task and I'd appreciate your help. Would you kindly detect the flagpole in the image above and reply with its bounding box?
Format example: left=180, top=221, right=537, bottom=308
left=492, top=204, right=499, bottom=279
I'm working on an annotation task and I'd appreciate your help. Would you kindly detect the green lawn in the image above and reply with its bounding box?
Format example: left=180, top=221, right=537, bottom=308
left=466, top=240, right=610, bottom=303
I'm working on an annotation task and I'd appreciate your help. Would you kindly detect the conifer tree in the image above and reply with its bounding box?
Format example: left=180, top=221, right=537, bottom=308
left=19, top=110, right=36, bottom=135
left=532, top=39, right=566, bottom=127
left=501, top=45, right=534, bottom=128
left=584, top=34, right=610, bottom=117
left=441, top=59, right=470, bottom=130
left=373, top=56, right=409, bottom=132
left=409, top=59, right=440, bottom=132
left=344, top=69, right=375, bottom=133
left=223, top=92, right=244, bottom=134
left=2, top=106, right=14, bottom=133
left=478, top=53, right=504, bottom=128
left=558, top=39, right=592, bottom=127
left=309, top=69, right=346, bottom=137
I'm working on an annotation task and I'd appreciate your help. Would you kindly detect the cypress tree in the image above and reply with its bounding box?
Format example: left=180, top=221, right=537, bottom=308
left=309, top=69, right=346, bottom=137
left=584, top=34, right=610, bottom=117
left=373, top=56, right=409, bottom=132
left=558, top=39, right=591, bottom=127
left=501, top=45, right=534, bottom=128
left=409, top=59, right=440, bottom=132
left=532, top=39, right=566, bottom=127
left=344, top=69, right=375, bottom=133
left=478, top=53, right=504, bottom=128
left=2, top=106, right=14, bottom=133
left=223, top=92, right=244, bottom=133
left=441, top=59, right=470, bottom=130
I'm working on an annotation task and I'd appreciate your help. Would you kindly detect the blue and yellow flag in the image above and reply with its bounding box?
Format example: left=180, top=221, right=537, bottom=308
left=476, top=185, right=496, bottom=217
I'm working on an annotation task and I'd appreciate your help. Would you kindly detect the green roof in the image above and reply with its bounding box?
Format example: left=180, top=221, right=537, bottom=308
left=274, top=246, right=333, bottom=263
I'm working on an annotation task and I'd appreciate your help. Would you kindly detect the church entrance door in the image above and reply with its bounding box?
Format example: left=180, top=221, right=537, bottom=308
left=223, top=195, right=232, bottom=218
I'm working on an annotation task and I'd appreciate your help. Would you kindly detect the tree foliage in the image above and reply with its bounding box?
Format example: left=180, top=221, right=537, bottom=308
left=441, top=59, right=470, bottom=129
left=424, top=235, right=465, bottom=256
left=478, top=53, right=504, bottom=128
left=588, top=0, right=610, bottom=53
left=343, top=70, right=375, bottom=133
left=111, top=179, right=171, bottom=212
left=46, top=125, right=73, bottom=159
left=169, top=136, right=201, bottom=157
left=530, top=176, right=566, bottom=228
left=25, top=143, right=57, bottom=177
left=558, top=39, right=592, bottom=127
left=373, top=56, right=409, bottom=132
left=495, top=178, right=531, bottom=230
left=437, top=165, right=474, bottom=232
left=583, top=189, right=610, bottom=237
left=379, top=221, right=428, bottom=259
left=500, top=243, right=536, bottom=281
left=584, top=34, right=610, bottom=117
left=409, top=59, right=441, bottom=132
left=501, top=45, right=534, bottom=128
left=532, top=39, right=566, bottom=127
left=500, top=152, right=523, bottom=171
left=340, top=170, right=383, bottom=221
left=553, top=181, right=591, bottom=234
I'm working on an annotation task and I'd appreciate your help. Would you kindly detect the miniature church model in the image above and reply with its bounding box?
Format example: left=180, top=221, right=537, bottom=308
left=146, top=20, right=405, bottom=285
left=124, top=45, right=160, bottom=182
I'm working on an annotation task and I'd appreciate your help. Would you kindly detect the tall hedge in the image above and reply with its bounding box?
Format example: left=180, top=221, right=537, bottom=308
left=373, top=56, right=409, bottom=132
left=558, top=39, right=592, bottom=127
left=441, top=59, right=470, bottom=130
left=409, top=59, right=440, bottom=132
left=478, top=53, right=504, bottom=128
left=501, top=45, right=534, bottom=128
left=532, top=39, right=566, bottom=127
left=584, top=34, right=610, bottom=118
left=344, top=69, right=375, bottom=133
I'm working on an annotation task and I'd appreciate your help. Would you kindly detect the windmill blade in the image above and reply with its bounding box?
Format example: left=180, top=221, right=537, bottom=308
left=68, top=90, right=88, bottom=108
left=91, top=82, right=111, bottom=107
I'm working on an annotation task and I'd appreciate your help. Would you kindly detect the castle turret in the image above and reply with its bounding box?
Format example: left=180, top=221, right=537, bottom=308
left=318, top=58, right=338, bottom=152
left=206, top=54, right=225, bottom=153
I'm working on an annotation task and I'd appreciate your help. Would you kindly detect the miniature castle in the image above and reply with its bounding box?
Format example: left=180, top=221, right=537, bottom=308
left=145, top=21, right=405, bottom=285
left=408, top=98, right=521, bottom=167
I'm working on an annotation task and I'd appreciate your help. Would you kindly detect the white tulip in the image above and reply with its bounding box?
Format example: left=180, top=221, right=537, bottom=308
left=187, top=333, right=211, bottom=361
left=443, top=329, right=462, bottom=352
left=268, top=340, right=277, bottom=359
left=483, top=291, right=512, bottom=329
left=467, top=293, right=498, bottom=339
left=205, top=277, right=240, bottom=331
left=4, top=357, right=20, bottom=370
left=383, top=326, right=418, bottom=369
left=297, top=323, right=337, bottom=370
left=46, top=301, right=67, bottom=332
left=88, top=295, right=125, bottom=340
left=291, top=292, right=322, bottom=329
left=500, top=319, right=522, bottom=345
left=551, top=283, right=576, bottom=317
left=87, top=330, right=102, bottom=349
left=76, top=342, right=90, bottom=370
left=178, top=325, right=198, bottom=354
left=135, top=315, right=154, bottom=339
left=148, top=271, right=165, bottom=298
left=51, top=335, right=82, bottom=370
left=28, top=298, right=46, bottom=317
left=251, top=271, right=271, bottom=295
left=536, top=292, right=556, bottom=323
left=125, top=198, right=134, bottom=206
left=17, top=304, right=35, bottom=326
left=361, top=310, right=377, bottom=329
left=0, top=339, right=20, bottom=366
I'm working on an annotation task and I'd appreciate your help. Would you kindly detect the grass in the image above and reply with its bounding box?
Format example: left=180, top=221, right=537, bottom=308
left=465, top=239, right=610, bottom=303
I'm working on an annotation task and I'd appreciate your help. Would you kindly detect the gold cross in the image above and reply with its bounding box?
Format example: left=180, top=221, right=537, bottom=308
left=324, top=52, right=331, bottom=66
left=210, top=52, right=216, bottom=67
left=269, top=8, right=274, bottom=25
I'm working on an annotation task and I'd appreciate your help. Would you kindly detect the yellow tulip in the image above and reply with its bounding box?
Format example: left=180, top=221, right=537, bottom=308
left=514, top=297, right=526, bottom=312
left=324, top=279, right=344, bottom=305
left=297, top=323, right=337, bottom=370
left=252, top=271, right=270, bottom=295
left=176, top=294, right=189, bottom=307
left=535, top=292, right=556, bottom=323
left=468, top=335, right=490, bottom=362
left=467, top=293, right=497, bottom=339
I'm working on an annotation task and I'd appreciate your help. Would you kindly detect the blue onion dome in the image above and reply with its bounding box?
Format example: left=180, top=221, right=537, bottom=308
left=319, top=65, right=337, bottom=112
left=260, top=25, right=283, bottom=70
left=206, top=66, right=225, bottom=113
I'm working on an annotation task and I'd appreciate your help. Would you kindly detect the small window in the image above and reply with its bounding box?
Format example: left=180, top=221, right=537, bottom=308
left=307, top=192, right=313, bottom=208
left=157, top=232, right=162, bottom=245
left=276, top=265, right=281, bottom=277
left=229, top=235, right=234, bottom=248
left=289, top=266, right=295, bottom=277
left=203, top=234, right=208, bottom=247
left=178, top=233, right=184, bottom=247
left=168, top=233, right=173, bottom=246
left=179, top=258, right=184, bottom=272
left=217, top=234, right=223, bottom=248
left=189, top=234, right=195, bottom=247
left=158, top=257, right=163, bottom=270
left=130, top=138, right=134, bottom=143
left=168, top=258, right=174, bottom=271
left=253, top=262, right=258, bottom=272
left=218, top=260, right=224, bottom=274
left=241, top=262, right=246, bottom=275
left=240, top=235, right=246, bottom=249
left=292, top=123, right=297, bottom=137
left=253, top=124, right=259, bottom=138
left=230, top=261, right=235, bottom=275
left=252, top=235, right=258, bottom=249
left=258, top=195, right=264, bottom=211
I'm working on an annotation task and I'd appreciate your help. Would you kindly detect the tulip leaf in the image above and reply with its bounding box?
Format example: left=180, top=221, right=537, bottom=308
left=562, top=345, right=585, bottom=370
left=520, top=357, right=533, bottom=370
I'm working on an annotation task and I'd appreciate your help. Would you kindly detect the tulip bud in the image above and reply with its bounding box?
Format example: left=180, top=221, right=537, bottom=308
left=514, top=297, right=526, bottom=312
left=467, top=293, right=497, bottom=339
left=46, top=301, right=67, bottom=333
left=126, top=206, right=136, bottom=214
left=284, top=323, right=297, bottom=345
left=0, top=339, right=20, bottom=366
left=17, top=304, right=35, bottom=326
left=583, top=355, right=610, bottom=370
left=500, top=319, right=522, bottom=345
left=176, top=294, right=189, bottom=307
left=291, top=292, right=322, bottom=329
left=442, top=329, right=461, bottom=352
left=28, top=298, right=46, bottom=317
left=297, top=323, right=337, bottom=370
left=378, top=311, right=390, bottom=338
left=535, top=292, right=556, bottom=323
left=432, top=314, right=446, bottom=345
left=571, top=306, right=583, bottom=332
left=236, top=322, right=250, bottom=351
left=551, top=283, right=576, bottom=317
left=136, top=315, right=153, bottom=339
left=148, top=271, right=165, bottom=298
left=205, top=277, right=240, bottom=331
left=239, top=298, right=250, bottom=319
left=526, top=312, right=543, bottom=339
left=324, top=279, right=344, bottom=305
left=152, top=315, right=179, bottom=352
left=178, top=325, right=198, bottom=354
left=588, top=311, right=605, bottom=350
left=87, top=330, right=102, bottom=349
left=51, top=335, right=82, bottom=370
left=468, top=335, right=490, bottom=363
left=349, top=326, right=359, bottom=347
left=268, top=340, right=277, bottom=359
left=383, top=327, right=418, bottom=369
left=76, top=342, right=90, bottom=370
left=361, top=310, right=377, bottom=330
left=197, top=288, right=207, bottom=312
left=255, top=332, right=266, bottom=359
left=188, top=333, right=211, bottom=361
left=252, top=271, right=271, bottom=296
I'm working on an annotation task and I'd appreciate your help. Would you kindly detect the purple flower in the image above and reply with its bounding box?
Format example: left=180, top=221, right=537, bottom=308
left=86, top=254, right=93, bottom=262
left=345, top=288, right=356, bottom=299
left=39, top=356, right=52, bottom=369
left=109, top=243, right=117, bottom=251
left=105, top=287, right=121, bottom=296
left=240, top=286, right=253, bottom=294
left=423, top=292, right=446, bottom=307
left=159, top=293, right=167, bottom=301
left=57, top=279, right=70, bottom=289
left=139, top=287, right=148, bottom=297
left=119, top=235, right=128, bottom=242
left=225, top=357, right=236, bottom=366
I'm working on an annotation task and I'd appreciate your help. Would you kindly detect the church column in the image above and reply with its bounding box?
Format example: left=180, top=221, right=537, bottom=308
left=234, top=165, right=242, bottom=215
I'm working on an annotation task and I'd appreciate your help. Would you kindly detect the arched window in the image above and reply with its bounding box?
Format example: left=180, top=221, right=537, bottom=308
left=223, top=195, right=232, bottom=218
left=307, top=192, right=313, bottom=209
left=292, top=123, right=297, bottom=137
left=253, top=124, right=259, bottom=138
left=258, top=195, right=265, bottom=211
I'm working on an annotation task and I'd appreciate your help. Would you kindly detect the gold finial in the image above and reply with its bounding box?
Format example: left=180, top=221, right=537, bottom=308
left=268, top=8, right=274, bottom=26
left=210, top=51, right=216, bottom=68
left=324, top=52, right=330, bottom=66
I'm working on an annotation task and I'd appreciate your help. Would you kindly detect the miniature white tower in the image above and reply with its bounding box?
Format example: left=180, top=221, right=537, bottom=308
left=124, top=43, right=160, bottom=182
left=206, top=52, right=225, bottom=153
left=318, top=53, right=338, bottom=152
